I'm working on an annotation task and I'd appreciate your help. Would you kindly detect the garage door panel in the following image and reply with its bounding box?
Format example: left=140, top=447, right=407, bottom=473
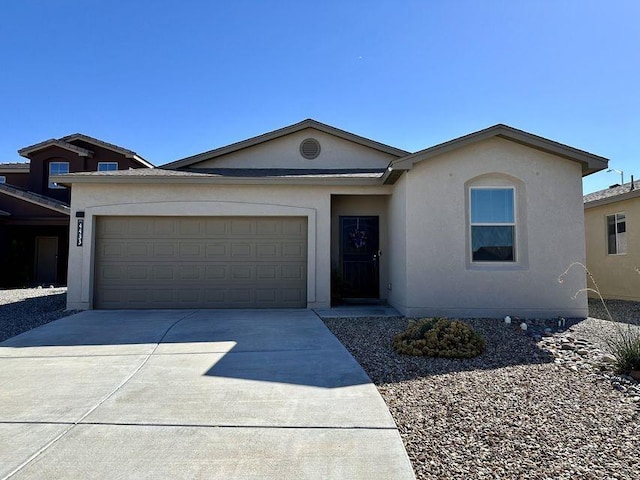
left=230, top=219, right=255, bottom=235
left=205, top=219, right=227, bottom=236
left=94, top=216, right=307, bottom=309
left=231, top=243, right=252, bottom=257
left=153, top=265, right=175, bottom=280
left=205, top=243, right=227, bottom=257
left=154, top=243, right=176, bottom=256
left=282, top=243, right=305, bottom=257
left=205, top=266, right=227, bottom=280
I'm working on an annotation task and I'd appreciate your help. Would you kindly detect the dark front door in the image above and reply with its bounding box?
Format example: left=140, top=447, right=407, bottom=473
left=35, top=236, right=58, bottom=285
left=340, top=216, right=379, bottom=299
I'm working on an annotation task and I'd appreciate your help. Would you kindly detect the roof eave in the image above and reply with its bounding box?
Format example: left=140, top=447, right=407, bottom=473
left=392, top=124, right=609, bottom=177
left=133, top=155, right=155, bottom=168
left=162, top=119, right=409, bottom=169
left=51, top=173, right=388, bottom=187
left=18, top=140, right=93, bottom=159
left=0, top=186, right=70, bottom=215
left=584, top=188, right=640, bottom=209
left=0, top=166, right=30, bottom=173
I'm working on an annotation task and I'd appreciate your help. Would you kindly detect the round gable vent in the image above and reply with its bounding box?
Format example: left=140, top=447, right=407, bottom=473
left=300, top=138, right=321, bottom=159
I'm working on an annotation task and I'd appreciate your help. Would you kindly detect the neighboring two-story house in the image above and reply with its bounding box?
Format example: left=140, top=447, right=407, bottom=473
left=0, top=135, right=152, bottom=287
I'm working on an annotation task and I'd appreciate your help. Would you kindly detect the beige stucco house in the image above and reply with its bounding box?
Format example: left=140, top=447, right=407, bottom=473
left=584, top=178, right=640, bottom=301
left=54, top=119, right=608, bottom=317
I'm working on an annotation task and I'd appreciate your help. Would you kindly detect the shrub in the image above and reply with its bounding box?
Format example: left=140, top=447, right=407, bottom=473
left=392, top=318, right=485, bottom=358
left=606, top=324, right=640, bottom=374
left=559, top=262, right=640, bottom=376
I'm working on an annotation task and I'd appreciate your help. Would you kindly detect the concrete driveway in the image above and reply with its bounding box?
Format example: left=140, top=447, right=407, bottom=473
left=0, top=309, right=414, bottom=479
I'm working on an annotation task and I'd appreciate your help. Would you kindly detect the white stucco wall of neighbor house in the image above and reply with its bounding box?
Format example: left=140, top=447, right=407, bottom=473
left=193, top=129, right=397, bottom=170
left=65, top=182, right=393, bottom=310
left=397, top=137, right=588, bottom=318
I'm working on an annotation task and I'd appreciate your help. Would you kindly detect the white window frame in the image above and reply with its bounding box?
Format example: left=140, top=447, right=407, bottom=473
left=606, top=212, right=626, bottom=255
left=97, top=162, right=118, bottom=172
left=469, top=186, right=517, bottom=263
left=48, top=162, right=69, bottom=189
left=0, top=175, right=5, bottom=183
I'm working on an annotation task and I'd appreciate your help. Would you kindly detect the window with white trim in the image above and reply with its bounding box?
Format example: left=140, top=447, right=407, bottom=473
left=607, top=213, right=626, bottom=255
left=48, top=162, right=69, bottom=189
left=470, top=187, right=516, bottom=262
left=0, top=176, right=5, bottom=183
left=97, top=162, right=118, bottom=171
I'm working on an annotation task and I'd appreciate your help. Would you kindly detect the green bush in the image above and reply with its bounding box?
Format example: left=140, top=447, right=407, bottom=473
left=392, top=318, right=485, bottom=359
left=606, top=324, right=640, bottom=374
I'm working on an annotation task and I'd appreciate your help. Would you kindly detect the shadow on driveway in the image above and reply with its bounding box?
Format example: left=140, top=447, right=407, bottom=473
left=0, top=292, right=70, bottom=342
left=1, top=309, right=372, bottom=388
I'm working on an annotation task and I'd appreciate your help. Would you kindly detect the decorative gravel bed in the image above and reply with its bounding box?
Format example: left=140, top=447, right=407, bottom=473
left=323, top=307, right=640, bottom=480
left=2, top=288, right=638, bottom=477
left=0, top=287, right=73, bottom=342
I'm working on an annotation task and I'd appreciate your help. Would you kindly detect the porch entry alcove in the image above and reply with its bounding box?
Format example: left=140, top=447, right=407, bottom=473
left=331, top=195, right=389, bottom=305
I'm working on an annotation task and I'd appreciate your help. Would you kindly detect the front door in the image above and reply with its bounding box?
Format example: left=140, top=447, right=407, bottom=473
left=35, top=236, right=58, bottom=285
left=340, top=216, right=379, bottom=299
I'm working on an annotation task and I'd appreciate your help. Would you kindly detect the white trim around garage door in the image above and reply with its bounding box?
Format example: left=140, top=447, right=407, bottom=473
left=75, top=201, right=318, bottom=309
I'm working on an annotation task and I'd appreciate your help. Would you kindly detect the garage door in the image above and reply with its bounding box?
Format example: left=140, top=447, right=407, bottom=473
left=94, top=216, right=307, bottom=309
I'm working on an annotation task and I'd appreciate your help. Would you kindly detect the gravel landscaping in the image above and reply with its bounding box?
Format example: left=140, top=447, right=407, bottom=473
left=0, top=287, right=73, bottom=342
left=323, top=304, right=640, bottom=480
left=2, top=288, right=638, bottom=478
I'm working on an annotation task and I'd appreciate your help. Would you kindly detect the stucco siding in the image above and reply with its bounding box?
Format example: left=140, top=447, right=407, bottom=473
left=387, top=174, right=408, bottom=313
left=585, top=197, right=640, bottom=301
left=191, top=129, right=396, bottom=170
left=66, top=182, right=392, bottom=310
left=403, top=138, right=587, bottom=318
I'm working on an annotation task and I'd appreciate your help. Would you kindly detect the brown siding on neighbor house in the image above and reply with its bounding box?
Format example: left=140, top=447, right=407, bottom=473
left=25, top=144, right=144, bottom=203
left=65, top=140, right=146, bottom=170
left=0, top=224, right=69, bottom=287
left=1, top=171, right=30, bottom=189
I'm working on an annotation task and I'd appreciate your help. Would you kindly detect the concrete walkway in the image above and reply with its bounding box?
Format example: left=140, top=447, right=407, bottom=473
left=0, top=309, right=414, bottom=479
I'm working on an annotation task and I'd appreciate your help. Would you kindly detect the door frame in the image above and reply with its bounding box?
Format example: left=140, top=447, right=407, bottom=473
left=338, top=215, right=380, bottom=301
left=34, top=236, right=58, bottom=285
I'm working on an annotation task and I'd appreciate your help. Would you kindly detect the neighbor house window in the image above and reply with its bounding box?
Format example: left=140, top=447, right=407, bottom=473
left=0, top=176, right=5, bottom=183
left=97, top=162, right=118, bottom=171
left=470, top=187, right=515, bottom=262
left=48, top=162, right=69, bottom=189
left=607, top=213, right=626, bottom=255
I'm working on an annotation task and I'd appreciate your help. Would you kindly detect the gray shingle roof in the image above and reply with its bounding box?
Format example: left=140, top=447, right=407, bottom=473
left=0, top=183, right=70, bottom=214
left=18, top=139, right=94, bottom=158
left=61, top=133, right=139, bottom=157
left=18, top=134, right=153, bottom=167
left=57, top=167, right=386, bottom=179
left=185, top=168, right=386, bottom=178
left=0, top=162, right=30, bottom=170
left=584, top=180, right=640, bottom=204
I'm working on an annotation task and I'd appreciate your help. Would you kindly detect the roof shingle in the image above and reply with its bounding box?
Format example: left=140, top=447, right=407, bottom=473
left=584, top=180, right=640, bottom=204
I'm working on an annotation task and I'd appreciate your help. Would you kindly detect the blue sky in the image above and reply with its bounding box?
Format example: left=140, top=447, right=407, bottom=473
left=1, top=1, right=638, bottom=193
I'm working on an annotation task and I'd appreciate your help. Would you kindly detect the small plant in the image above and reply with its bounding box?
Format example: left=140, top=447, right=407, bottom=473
left=392, top=318, right=485, bottom=358
left=606, top=327, right=640, bottom=374
left=559, top=262, right=640, bottom=375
